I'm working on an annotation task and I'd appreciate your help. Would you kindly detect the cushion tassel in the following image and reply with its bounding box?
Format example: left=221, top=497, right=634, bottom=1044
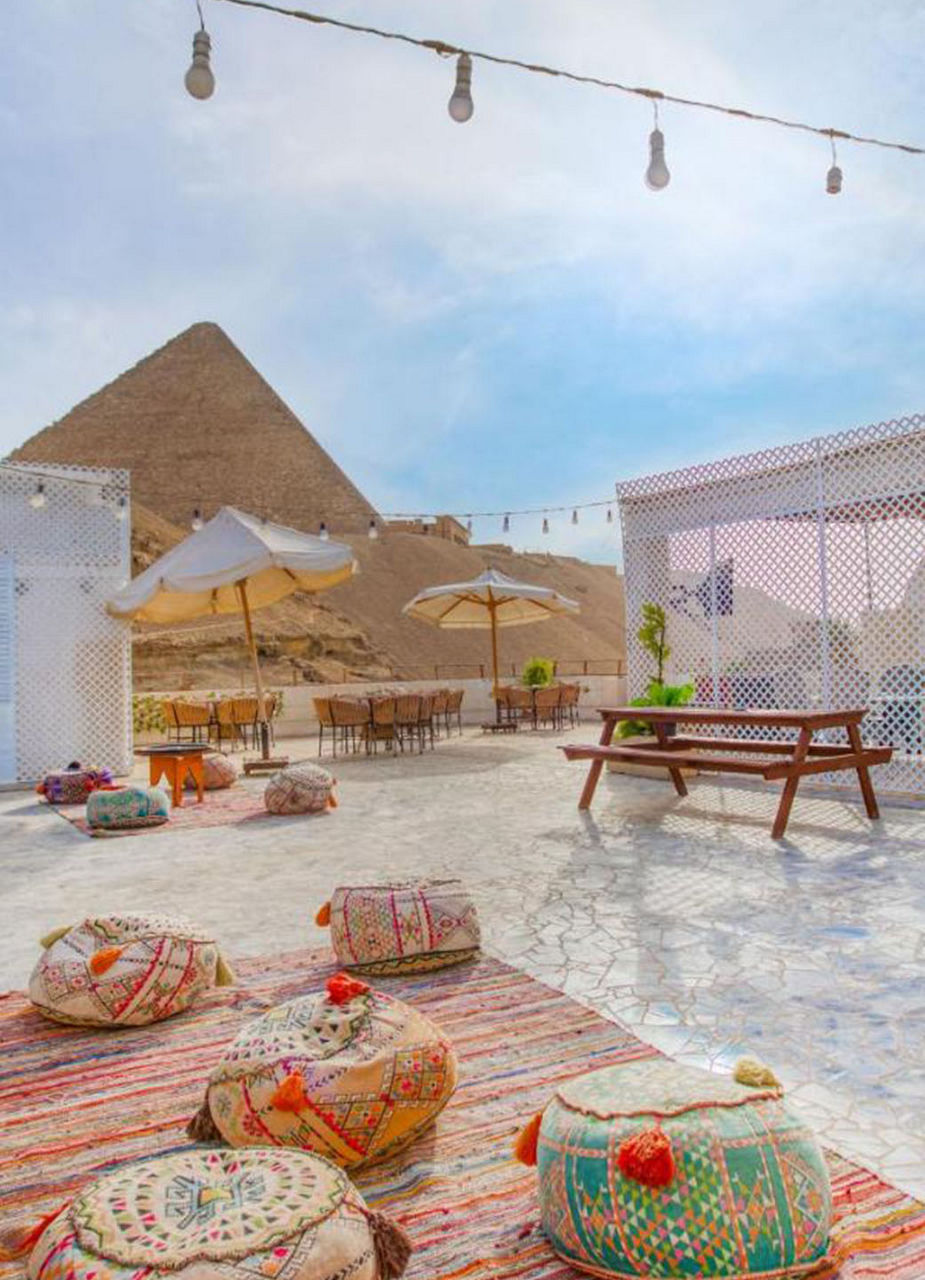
left=617, top=1127, right=675, bottom=1188
left=39, top=925, right=71, bottom=950
left=328, top=791, right=339, bottom=810
left=89, top=946, right=123, bottom=976
left=0, top=1207, right=66, bottom=1261
left=214, top=953, right=236, bottom=987
left=734, top=1055, right=782, bottom=1090
left=326, top=971, right=370, bottom=1005
left=513, top=1111, right=544, bottom=1166
left=270, top=1070, right=310, bottom=1113
left=186, top=1096, right=223, bottom=1142
left=315, top=900, right=332, bottom=927
left=365, top=1210, right=412, bottom=1279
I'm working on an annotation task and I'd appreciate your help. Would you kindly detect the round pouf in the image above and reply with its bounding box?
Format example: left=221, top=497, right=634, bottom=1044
left=20, top=1147, right=411, bottom=1280
left=317, top=880, right=481, bottom=975
left=189, top=972, right=456, bottom=1170
left=185, top=751, right=238, bottom=790
left=516, top=1055, right=831, bottom=1279
left=86, top=785, right=169, bottom=830
left=37, top=767, right=113, bottom=805
left=28, top=912, right=235, bottom=1028
left=265, top=762, right=336, bottom=815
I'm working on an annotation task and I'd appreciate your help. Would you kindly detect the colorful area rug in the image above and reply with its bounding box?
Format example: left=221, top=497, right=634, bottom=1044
left=1, top=951, right=923, bottom=1278
left=46, top=784, right=281, bottom=837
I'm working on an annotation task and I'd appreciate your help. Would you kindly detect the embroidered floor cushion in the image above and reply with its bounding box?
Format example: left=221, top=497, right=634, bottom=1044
left=316, top=880, right=480, bottom=975
left=28, top=912, right=235, bottom=1027
left=189, top=972, right=457, bottom=1170
left=185, top=751, right=238, bottom=790
left=265, top=762, right=337, bottom=814
left=21, top=1147, right=411, bottom=1280
left=37, top=766, right=113, bottom=804
left=86, top=784, right=169, bottom=829
left=516, top=1056, right=832, bottom=1279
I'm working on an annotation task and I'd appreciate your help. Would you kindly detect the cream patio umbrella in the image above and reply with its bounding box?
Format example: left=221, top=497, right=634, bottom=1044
left=107, top=506, right=357, bottom=767
left=402, top=567, right=580, bottom=721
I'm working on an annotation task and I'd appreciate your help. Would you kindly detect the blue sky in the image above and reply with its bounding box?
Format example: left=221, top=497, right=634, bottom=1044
left=2, top=0, right=924, bottom=563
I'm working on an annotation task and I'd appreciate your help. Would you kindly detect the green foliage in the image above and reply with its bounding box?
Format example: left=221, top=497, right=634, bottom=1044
left=614, top=679, right=695, bottom=739
left=132, top=694, right=167, bottom=735
left=637, top=602, right=669, bottom=684
left=521, top=656, right=555, bottom=688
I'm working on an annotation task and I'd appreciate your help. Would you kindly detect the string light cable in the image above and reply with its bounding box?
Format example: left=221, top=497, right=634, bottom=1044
left=189, top=0, right=922, bottom=199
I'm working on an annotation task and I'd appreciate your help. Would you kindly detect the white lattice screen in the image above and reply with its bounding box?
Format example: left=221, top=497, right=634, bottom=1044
left=617, top=413, right=925, bottom=794
left=0, top=463, right=132, bottom=784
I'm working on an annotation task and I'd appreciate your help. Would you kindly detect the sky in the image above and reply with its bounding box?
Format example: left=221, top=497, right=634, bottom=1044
left=2, top=0, right=924, bottom=565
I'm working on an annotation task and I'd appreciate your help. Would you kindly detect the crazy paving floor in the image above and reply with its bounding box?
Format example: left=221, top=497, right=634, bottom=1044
left=2, top=726, right=924, bottom=1199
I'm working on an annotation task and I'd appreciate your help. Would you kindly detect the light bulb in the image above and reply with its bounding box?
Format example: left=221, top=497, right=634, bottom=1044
left=571, top=509, right=578, bottom=525
left=645, top=128, right=670, bottom=191
left=368, top=517, right=379, bottom=540
left=319, top=521, right=329, bottom=541
left=29, top=482, right=46, bottom=509
left=826, top=164, right=843, bottom=195
left=606, top=507, right=613, bottom=523
left=448, top=52, right=474, bottom=123
left=115, top=497, right=128, bottom=522
left=542, top=516, right=549, bottom=535
left=191, top=508, right=203, bottom=531
left=466, top=517, right=473, bottom=535
left=502, top=514, right=510, bottom=533
left=185, top=29, right=215, bottom=100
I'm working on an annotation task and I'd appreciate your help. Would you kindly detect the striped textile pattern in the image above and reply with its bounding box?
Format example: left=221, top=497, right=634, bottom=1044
left=1, top=951, right=923, bottom=1278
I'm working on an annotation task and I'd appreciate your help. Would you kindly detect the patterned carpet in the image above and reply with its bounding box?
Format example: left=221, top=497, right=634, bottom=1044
left=1, top=950, right=924, bottom=1278
left=47, top=784, right=279, bottom=836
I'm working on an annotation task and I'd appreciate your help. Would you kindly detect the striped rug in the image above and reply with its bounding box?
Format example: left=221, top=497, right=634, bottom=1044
left=1, top=950, right=923, bottom=1278
left=48, top=784, right=274, bottom=836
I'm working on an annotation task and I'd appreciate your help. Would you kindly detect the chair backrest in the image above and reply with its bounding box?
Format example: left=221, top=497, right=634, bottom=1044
left=330, top=697, right=370, bottom=727
left=431, top=689, right=448, bottom=714
left=262, top=691, right=278, bottom=719
left=533, top=685, right=561, bottom=709
left=371, top=696, right=395, bottom=726
left=447, top=689, right=464, bottom=712
left=562, top=683, right=579, bottom=705
left=494, top=686, right=512, bottom=709
left=160, top=700, right=179, bottom=728
left=174, top=700, right=211, bottom=726
left=313, top=697, right=335, bottom=727
left=418, top=693, right=434, bottom=721
left=232, top=696, right=259, bottom=725
left=509, top=687, right=533, bottom=710
left=215, top=698, right=236, bottom=726
left=394, top=694, right=421, bottom=724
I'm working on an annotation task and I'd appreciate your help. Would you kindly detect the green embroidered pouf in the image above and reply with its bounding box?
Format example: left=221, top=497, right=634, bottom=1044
left=86, top=785, right=169, bottom=830
left=20, top=1147, right=411, bottom=1280
left=516, top=1056, right=831, bottom=1279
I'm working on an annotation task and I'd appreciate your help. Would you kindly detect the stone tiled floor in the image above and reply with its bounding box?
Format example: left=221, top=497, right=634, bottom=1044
left=2, top=727, right=924, bottom=1198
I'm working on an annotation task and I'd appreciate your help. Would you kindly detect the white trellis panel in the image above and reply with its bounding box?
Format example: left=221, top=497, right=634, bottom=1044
left=617, top=413, right=925, bottom=795
left=0, top=463, right=132, bottom=784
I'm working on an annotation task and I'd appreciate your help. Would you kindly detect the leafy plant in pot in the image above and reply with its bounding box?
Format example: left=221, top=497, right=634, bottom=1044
left=615, top=603, right=694, bottom=740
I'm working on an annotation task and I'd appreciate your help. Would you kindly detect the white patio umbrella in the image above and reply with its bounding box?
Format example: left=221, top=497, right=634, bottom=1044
left=108, top=506, right=357, bottom=762
left=403, top=567, right=580, bottom=719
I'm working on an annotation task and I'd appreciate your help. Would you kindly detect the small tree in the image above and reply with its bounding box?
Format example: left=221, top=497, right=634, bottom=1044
left=638, top=602, right=669, bottom=683
left=521, top=656, right=555, bottom=688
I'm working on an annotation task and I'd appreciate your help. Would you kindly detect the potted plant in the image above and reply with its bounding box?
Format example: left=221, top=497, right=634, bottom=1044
left=521, top=656, right=555, bottom=689
left=609, top=603, right=695, bottom=774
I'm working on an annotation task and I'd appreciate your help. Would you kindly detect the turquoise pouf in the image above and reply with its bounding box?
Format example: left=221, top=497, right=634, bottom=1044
left=86, top=786, right=170, bottom=831
left=521, top=1056, right=831, bottom=1279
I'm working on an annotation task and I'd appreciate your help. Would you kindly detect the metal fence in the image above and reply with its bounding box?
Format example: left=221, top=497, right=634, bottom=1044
left=617, top=413, right=925, bottom=794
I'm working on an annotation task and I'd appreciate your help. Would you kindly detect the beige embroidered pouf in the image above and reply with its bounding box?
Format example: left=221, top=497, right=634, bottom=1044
left=18, top=1148, right=411, bottom=1280
left=265, top=762, right=337, bottom=815
left=316, top=880, right=480, bottom=975
left=28, top=912, right=235, bottom=1028
left=185, top=752, right=238, bottom=790
left=189, top=972, right=456, bottom=1170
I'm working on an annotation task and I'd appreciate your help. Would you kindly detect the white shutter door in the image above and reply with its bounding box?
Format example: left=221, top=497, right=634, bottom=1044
left=0, top=555, right=15, bottom=783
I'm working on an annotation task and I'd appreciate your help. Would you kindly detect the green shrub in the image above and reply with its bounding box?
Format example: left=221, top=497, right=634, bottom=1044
left=132, top=694, right=167, bottom=736
left=521, top=657, right=555, bottom=688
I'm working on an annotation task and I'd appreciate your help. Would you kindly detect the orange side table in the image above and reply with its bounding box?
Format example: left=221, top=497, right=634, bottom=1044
left=135, top=746, right=207, bottom=808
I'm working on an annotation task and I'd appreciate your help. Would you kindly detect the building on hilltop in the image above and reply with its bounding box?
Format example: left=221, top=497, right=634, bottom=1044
left=9, top=322, right=377, bottom=537
left=386, top=515, right=470, bottom=545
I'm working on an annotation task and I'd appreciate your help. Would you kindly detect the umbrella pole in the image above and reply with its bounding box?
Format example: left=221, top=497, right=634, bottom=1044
left=236, top=580, right=271, bottom=760
left=489, top=597, right=501, bottom=723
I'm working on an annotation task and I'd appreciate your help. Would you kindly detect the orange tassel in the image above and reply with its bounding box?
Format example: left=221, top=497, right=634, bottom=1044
left=328, top=791, right=338, bottom=809
left=617, top=1128, right=675, bottom=1188
left=513, top=1111, right=544, bottom=1166
left=326, top=971, right=370, bottom=1005
left=0, top=1207, right=66, bottom=1261
left=270, top=1071, right=309, bottom=1113
left=89, top=946, right=123, bottom=976
left=315, top=901, right=332, bottom=927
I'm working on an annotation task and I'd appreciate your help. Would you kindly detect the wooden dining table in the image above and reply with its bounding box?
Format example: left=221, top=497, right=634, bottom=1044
left=561, top=705, right=892, bottom=839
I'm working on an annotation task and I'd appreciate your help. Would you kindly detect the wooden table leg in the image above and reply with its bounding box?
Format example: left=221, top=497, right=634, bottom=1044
left=167, top=757, right=183, bottom=809
left=578, top=716, right=616, bottom=810
left=189, top=755, right=204, bottom=804
left=653, top=722, right=689, bottom=797
left=771, top=726, right=812, bottom=840
left=847, top=722, right=880, bottom=819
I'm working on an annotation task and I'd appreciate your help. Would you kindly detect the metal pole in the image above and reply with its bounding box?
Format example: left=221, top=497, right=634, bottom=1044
left=813, top=440, right=834, bottom=709
left=709, top=521, right=721, bottom=707
left=863, top=518, right=874, bottom=613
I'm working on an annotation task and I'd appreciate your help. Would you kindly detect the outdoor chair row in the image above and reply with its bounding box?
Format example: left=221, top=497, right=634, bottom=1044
left=313, top=689, right=465, bottom=757
left=161, top=694, right=281, bottom=751
left=494, top=682, right=581, bottom=730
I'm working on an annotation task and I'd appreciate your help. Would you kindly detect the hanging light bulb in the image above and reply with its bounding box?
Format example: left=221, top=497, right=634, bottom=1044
left=502, top=513, right=510, bottom=534
left=571, top=509, right=579, bottom=525
left=319, top=521, right=329, bottom=541
left=191, top=508, right=203, bottom=531
left=826, top=132, right=842, bottom=195
left=645, top=99, right=670, bottom=191
left=29, top=481, right=46, bottom=510
left=185, top=3, right=215, bottom=101
left=368, top=516, right=379, bottom=540
left=606, top=507, right=613, bottom=523
left=542, top=516, right=549, bottom=535
left=448, top=52, right=474, bottom=123
left=466, top=516, right=473, bottom=536
left=115, top=497, right=128, bottom=522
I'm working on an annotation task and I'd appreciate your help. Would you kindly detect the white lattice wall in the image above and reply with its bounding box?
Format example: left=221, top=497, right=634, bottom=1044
left=617, top=413, right=925, bottom=795
left=0, top=463, right=132, bottom=784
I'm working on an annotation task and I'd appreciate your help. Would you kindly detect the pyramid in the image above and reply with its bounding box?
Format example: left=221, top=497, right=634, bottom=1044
left=9, top=322, right=376, bottom=535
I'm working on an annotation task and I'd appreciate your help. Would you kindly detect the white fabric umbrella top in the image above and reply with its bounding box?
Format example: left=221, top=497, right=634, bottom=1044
left=107, top=505, right=357, bottom=624
left=402, top=567, right=580, bottom=629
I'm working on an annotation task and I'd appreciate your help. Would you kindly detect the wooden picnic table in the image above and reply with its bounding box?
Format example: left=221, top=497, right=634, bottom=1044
left=561, top=705, right=892, bottom=839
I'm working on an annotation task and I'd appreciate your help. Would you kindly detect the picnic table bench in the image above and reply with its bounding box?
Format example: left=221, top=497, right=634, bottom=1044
left=561, top=705, right=892, bottom=839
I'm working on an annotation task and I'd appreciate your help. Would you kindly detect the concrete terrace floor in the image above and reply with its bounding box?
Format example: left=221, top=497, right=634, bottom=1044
left=2, top=726, right=924, bottom=1201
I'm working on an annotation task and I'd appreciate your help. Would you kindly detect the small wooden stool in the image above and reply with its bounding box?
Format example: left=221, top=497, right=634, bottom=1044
left=137, top=747, right=206, bottom=808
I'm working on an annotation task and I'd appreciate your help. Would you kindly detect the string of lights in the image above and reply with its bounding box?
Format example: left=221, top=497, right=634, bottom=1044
left=182, top=0, right=924, bottom=196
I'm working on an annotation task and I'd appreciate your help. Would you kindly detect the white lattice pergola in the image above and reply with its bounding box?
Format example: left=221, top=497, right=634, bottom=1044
left=617, top=413, right=925, bottom=795
left=0, top=462, right=132, bottom=785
